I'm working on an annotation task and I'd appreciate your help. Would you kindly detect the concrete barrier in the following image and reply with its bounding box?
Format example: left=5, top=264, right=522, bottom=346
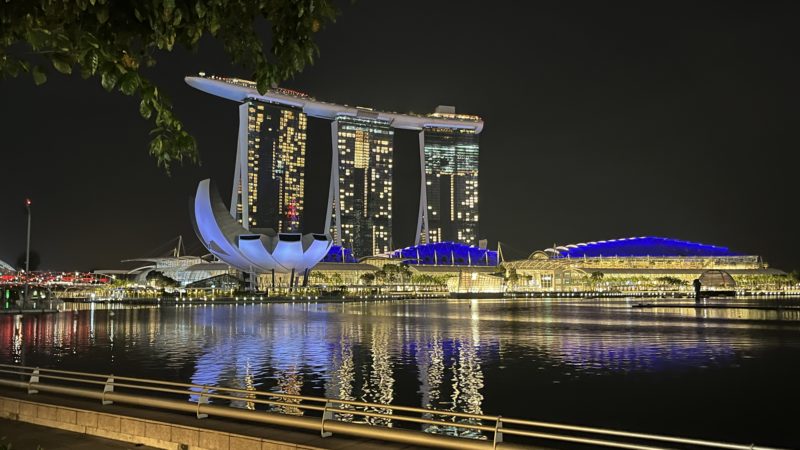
left=0, top=395, right=324, bottom=450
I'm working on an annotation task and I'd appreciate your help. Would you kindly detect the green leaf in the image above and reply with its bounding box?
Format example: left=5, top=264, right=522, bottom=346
left=3, top=59, right=21, bottom=77
left=119, top=72, right=139, bottom=95
left=195, top=1, right=206, bottom=18
left=163, top=0, right=176, bottom=18
left=209, top=14, right=220, bottom=34
left=27, top=28, right=52, bottom=49
left=139, top=100, right=152, bottom=119
left=151, top=135, right=164, bottom=154
left=90, top=52, right=99, bottom=75
left=101, top=69, right=118, bottom=91
left=52, top=55, right=72, bottom=75
left=256, top=75, right=269, bottom=95
left=32, top=65, right=47, bottom=85
left=96, top=6, right=109, bottom=24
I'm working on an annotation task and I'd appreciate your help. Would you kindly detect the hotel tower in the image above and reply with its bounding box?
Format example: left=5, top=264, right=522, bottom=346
left=330, top=114, right=394, bottom=257
left=232, top=99, right=308, bottom=232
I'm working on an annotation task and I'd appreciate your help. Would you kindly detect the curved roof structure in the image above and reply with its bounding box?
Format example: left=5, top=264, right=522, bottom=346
left=0, top=259, right=13, bottom=272
left=321, top=245, right=357, bottom=264
left=192, top=179, right=331, bottom=273
left=391, top=242, right=498, bottom=266
left=543, top=236, right=739, bottom=259
left=185, top=74, right=484, bottom=133
left=699, top=269, right=737, bottom=288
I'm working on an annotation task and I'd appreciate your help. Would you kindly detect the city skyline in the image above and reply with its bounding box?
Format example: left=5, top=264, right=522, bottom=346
left=186, top=74, right=485, bottom=259
left=1, top=0, right=798, bottom=271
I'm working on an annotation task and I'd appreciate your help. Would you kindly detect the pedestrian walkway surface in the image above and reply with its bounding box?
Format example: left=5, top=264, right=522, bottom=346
left=0, top=417, right=156, bottom=449
left=0, top=387, right=429, bottom=450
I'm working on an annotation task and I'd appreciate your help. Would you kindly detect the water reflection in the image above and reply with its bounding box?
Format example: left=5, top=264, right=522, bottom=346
left=2, top=298, right=800, bottom=444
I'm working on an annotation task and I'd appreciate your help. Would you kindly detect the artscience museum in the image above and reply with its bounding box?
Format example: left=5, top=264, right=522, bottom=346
left=192, top=179, right=330, bottom=287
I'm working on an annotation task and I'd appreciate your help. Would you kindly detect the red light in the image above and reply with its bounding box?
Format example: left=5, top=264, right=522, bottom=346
left=25, top=198, right=31, bottom=206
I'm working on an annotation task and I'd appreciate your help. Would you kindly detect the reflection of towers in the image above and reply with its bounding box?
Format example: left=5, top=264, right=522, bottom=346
left=230, top=361, right=257, bottom=410
left=325, top=329, right=357, bottom=421
left=232, top=100, right=308, bottom=232
left=326, top=331, right=356, bottom=400
left=417, top=113, right=480, bottom=245
left=451, top=334, right=484, bottom=418
left=418, top=332, right=445, bottom=412
left=415, top=330, right=485, bottom=438
left=361, top=323, right=394, bottom=426
left=330, top=115, right=394, bottom=257
left=274, top=367, right=303, bottom=415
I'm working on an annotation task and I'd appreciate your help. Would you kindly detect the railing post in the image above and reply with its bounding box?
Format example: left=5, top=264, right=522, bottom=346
left=197, top=386, right=209, bottom=419
left=493, top=416, right=503, bottom=448
left=320, top=400, right=334, bottom=438
left=27, top=368, right=39, bottom=394
left=102, top=376, right=114, bottom=405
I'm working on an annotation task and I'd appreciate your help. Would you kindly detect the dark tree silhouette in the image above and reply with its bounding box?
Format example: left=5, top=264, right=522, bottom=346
left=1, top=1, right=336, bottom=172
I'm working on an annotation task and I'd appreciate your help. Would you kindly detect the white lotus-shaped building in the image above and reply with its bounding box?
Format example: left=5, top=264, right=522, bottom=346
left=192, top=179, right=332, bottom=275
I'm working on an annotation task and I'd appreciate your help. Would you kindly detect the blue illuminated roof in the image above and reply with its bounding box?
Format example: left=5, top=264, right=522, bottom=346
left=322, top=245, right=357, bottom=263
left=391, top=241, right=498, bottom=266
left=547, top=237, right=739, bottom=258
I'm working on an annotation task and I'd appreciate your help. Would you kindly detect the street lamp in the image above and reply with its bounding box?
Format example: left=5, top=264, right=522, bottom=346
left=24, top=198, right=31, bottom=306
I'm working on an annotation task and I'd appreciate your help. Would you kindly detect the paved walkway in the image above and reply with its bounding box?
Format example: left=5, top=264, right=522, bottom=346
left=0, top=418, right=157, bottom=449
left=0, top=387, right=427, bottom=450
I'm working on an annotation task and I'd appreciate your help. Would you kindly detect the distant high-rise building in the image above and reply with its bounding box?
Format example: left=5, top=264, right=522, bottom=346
left=232, top=100, right=308, bottom=232
left=330, top=114, right=394, bottom=257
left=418, top=106, right=480, bottom=245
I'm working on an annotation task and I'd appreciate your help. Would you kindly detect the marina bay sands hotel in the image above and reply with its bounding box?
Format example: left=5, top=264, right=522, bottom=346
left=186, top=74, right=484, bottom=258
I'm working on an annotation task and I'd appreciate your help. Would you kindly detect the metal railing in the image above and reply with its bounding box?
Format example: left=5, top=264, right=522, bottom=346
left=0, top=364, right=788, bottom=450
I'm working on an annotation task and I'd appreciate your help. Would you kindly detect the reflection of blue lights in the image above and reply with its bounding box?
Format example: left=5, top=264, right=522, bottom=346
left=391, top=242, right=498, bottom=266
left=551, top=236, right=738, bottom=258
left=556, top=339, right=736, bottom=372
left=322, top=245, right=357, bottom=263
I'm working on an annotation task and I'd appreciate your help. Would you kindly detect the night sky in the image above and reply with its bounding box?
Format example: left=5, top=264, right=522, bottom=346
left=1, top=0, right=798, bottom=271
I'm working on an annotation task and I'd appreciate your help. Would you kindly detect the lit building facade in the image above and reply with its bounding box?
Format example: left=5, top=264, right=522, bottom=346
left=419, top=117, right=480, bottom=244
left=504, top=237, right=790, bottom=292
left=232, top=100, right=308, bottom=232
left=185, top=75, right=485, bottom=263
left=330, top=115, right=394, bottom=257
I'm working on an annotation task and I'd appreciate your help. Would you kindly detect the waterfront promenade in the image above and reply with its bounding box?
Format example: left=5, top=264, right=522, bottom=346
left=0, top=387, right=427, bottom=450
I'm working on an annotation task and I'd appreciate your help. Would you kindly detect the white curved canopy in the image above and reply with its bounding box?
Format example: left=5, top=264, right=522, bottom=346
left=0, top=259, right=13, bottom=272
left=192, top=179, right=332, bottom=274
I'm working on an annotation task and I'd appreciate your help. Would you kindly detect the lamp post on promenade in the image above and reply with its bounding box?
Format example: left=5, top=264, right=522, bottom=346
left=24, top=198, right=32, bottom=307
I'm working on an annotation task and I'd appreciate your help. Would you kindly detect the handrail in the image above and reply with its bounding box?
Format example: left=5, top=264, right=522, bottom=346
left=0, top=363, right=788, bottom=450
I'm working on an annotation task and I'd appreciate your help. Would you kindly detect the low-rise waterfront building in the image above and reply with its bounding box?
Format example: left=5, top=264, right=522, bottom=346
left=504, top=236, right=790, bottom=293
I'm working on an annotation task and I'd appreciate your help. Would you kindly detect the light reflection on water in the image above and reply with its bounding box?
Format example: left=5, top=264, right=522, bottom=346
left=1, top=298, right=799, bottom=446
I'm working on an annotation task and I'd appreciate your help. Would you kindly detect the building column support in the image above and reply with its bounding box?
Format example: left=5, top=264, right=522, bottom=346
left=326, top=120, right=342, bottom=245
left=236, top=102, right=251, bottom=228
left=415, top=129, right=429, bottom=245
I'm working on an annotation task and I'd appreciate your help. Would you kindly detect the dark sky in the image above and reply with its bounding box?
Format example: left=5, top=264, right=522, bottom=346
left=1, top=0, right=799, bottom=271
